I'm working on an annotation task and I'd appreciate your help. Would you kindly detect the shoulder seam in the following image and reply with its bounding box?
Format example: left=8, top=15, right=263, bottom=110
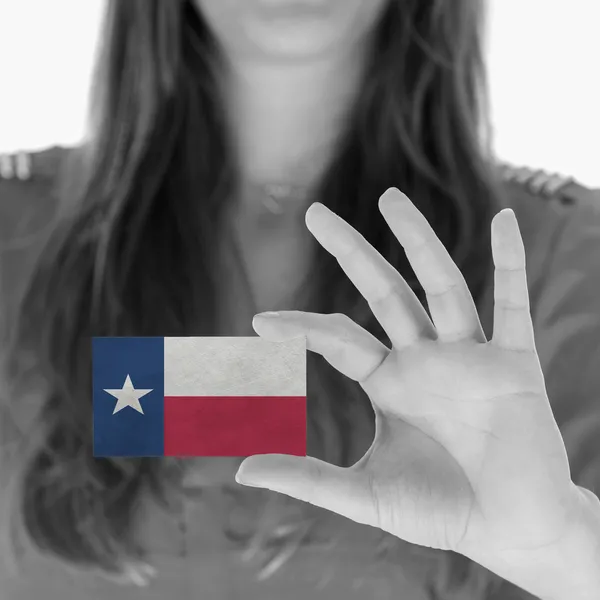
left=499, top=163, right=577, bottom=204
left=499, top=162, right=600, bottom=210
left=0, top=146, right=71, bottom=182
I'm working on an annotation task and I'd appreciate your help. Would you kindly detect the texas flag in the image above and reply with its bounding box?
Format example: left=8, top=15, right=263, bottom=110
left=92, top=337, right=306, bottom=457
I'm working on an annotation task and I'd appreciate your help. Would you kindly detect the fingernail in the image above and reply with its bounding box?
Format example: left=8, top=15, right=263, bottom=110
left=254, top=311, right=280, bottom=319
left=380, top=188, right=406, bottom=206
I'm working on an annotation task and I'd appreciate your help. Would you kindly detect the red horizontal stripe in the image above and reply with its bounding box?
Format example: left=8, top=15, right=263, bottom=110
left=163, top=396, right=306, bottom=457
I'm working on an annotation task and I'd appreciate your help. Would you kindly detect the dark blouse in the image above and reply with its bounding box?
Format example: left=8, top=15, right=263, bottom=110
left=1, top=147, right=599, bottom=600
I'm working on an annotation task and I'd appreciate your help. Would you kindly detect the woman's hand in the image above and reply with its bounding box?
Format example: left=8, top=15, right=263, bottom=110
left=235, top=188, right=595, bottom=598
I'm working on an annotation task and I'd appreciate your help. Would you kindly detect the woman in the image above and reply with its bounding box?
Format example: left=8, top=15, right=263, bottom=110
left=1, top=0, right=599, bottom=598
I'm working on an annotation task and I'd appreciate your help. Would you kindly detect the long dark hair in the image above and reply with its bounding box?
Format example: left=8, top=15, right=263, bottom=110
left=2, top=0, right=509, bottom=596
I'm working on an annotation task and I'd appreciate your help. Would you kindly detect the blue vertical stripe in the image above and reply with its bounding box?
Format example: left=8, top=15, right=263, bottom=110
left=92, top=337, right=165, bottom=457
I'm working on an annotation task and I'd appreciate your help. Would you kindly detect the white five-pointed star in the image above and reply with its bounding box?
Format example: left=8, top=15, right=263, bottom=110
left=103, top=375, right=153, bottom=415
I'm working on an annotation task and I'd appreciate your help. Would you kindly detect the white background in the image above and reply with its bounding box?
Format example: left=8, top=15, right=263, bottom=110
left=0, top=0, right=598, bottom=186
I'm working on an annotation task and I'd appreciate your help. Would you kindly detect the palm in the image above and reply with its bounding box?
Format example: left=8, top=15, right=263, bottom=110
left=356, top=341, right=570, bottom=555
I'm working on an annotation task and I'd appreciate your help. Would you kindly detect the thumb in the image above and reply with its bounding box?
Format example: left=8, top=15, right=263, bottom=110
left=235, top=454, right=375, bottom=526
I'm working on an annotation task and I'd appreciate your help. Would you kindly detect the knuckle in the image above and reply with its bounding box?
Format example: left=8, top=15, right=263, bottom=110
left=369, top=280, right=405, bottom=307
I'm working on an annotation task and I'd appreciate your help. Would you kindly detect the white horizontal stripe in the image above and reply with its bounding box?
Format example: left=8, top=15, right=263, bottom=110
left=164, top=337, right=306, bottom=396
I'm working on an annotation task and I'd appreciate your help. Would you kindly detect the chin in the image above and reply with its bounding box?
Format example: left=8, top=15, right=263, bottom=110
left=194, top=0, right=388, bottom=64
left=245, top=18, right=350, bottom=62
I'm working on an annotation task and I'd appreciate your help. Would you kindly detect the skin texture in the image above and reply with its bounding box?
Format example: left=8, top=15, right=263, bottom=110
left=236, top=188, right=600, bottom=600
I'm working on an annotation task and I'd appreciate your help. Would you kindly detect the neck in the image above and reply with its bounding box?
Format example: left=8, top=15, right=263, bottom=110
left=222, top=50, right=369, bottom=191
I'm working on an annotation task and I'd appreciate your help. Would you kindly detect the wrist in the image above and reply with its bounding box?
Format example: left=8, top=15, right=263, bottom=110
left=523, top=484, right=600, bottom=600
left=552, top=484, right=600, bottom=600
left=472, top=484, right=600, bottom=600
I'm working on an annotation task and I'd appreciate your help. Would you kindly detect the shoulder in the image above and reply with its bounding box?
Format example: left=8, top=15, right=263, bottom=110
left=0, top=145, right=75, bottom=241
left=0, top=146, right=72, bottom=192
left=499, top=162, right=600, bottom=208
left=499, top=162, right=600, bottom=231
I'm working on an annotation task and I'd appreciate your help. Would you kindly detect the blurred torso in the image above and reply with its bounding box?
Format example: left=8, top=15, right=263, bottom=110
left=1, top=149, right=588, bottom=600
